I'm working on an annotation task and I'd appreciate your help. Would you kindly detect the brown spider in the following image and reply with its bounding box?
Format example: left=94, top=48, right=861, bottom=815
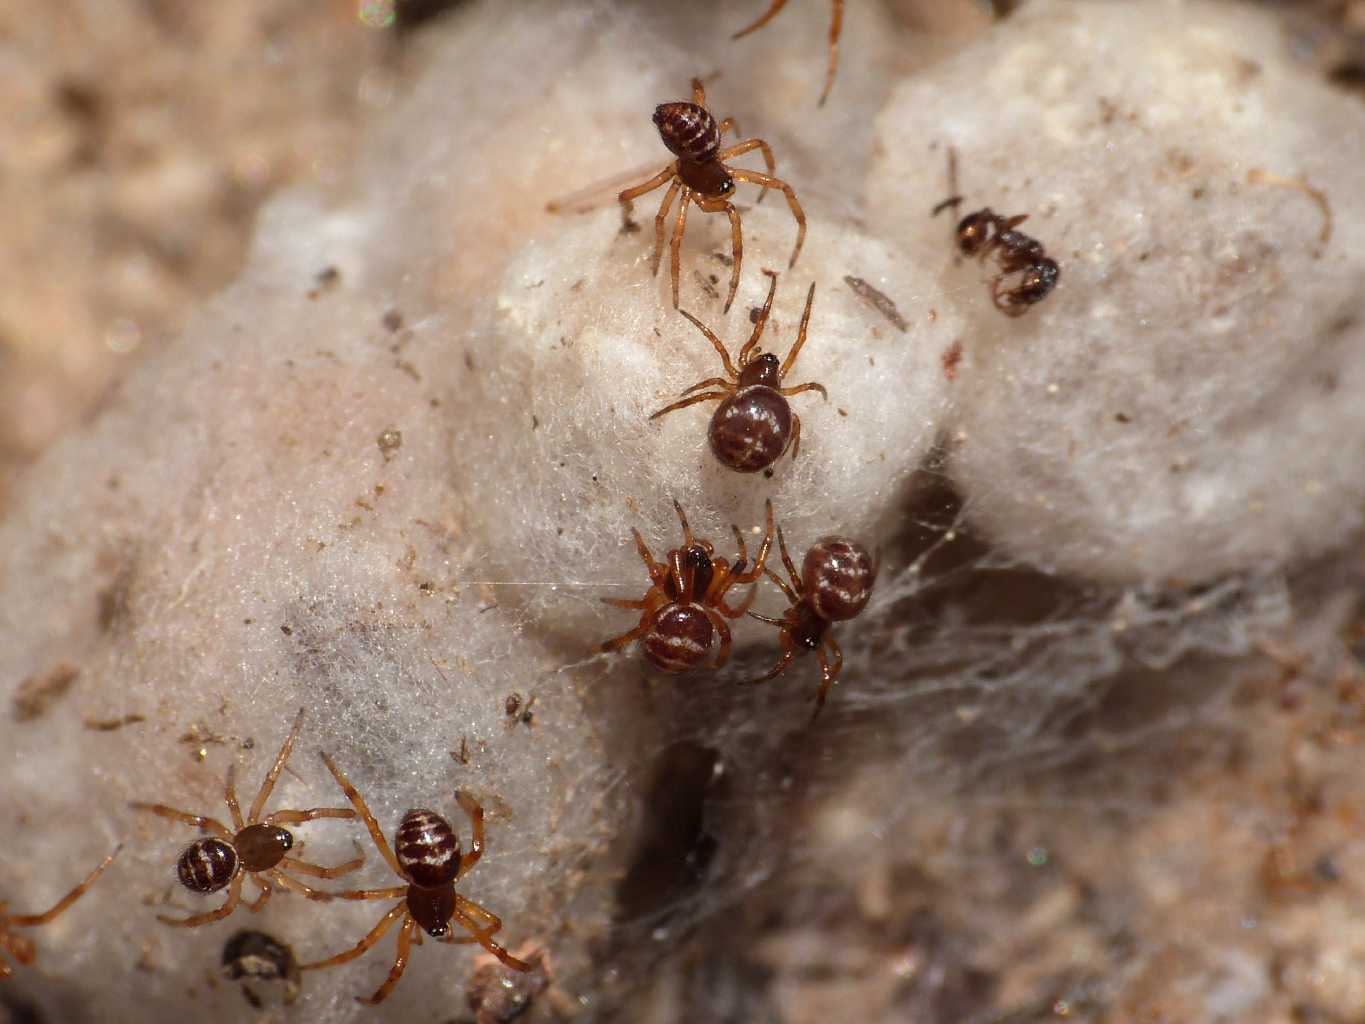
left=131, top=707, right=362, bottom=927
left=300, top=755, right=531, bottom=1005
left=618, top=77, right=805, bottom=315
left=650, top=268, right=827, bottom=473
left=749, top=524, right=876, bottom=715
left=1, top=847, right=119, bottom=979
left=932, top=148, right=1059, bottom=317
left=602, top=499, right=775, bottom=672
left=733, top=0, right=845, bottom=107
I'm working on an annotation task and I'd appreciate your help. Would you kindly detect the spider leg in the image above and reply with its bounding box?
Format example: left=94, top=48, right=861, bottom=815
left=777, top=381, right=828, bottom=400
left=751, top=628, right=797, bottom=685
left=269, top=869, right=337, bottom=903
left=600, top=619, right=650, bottom=654
left=649, top=178, right=682, bottom=279
left=327, top=885, right=410, bottom=902
left=811, top=636, right=843, bottom=718
left=764, top=564, right=801, bottom=606
left=356, top=917, right=415, bottom=1005
left=678, top=308, right=739, bottom=378
left=727, top=169, right=804, bottom=270
left=454, top=893, right=503, bottom=936
left=715, top=116, right=740, bottom=142
left=5, top=847, right=120, bottom=927
left=319, top=753, right=402, bottom=877
left=729, top=499, right=776, bottom=585
left=280, top=844, right=365, bottom=878
left=732, top=0, right=788, bottom=39
left=737, top=268, right=780, bottom=367
left=157, top=871, right=243, bottom=927
left=669, top=187, right=692, bottom=309
left=300, top=902, right=407, bottom=972
left=454, top=790, right=485, bottom=879
left=721, top=201, right=742, bottom=314
left=777, top=281, right=817, bottom=378
left=709, top=610, right=734, bottom=668
left=679, top=377, right=733, bottom=396
left=246, top=874, right=271, bottom=913
left=129, top=803, right=233, bottom=840
left=265, top=806, right=357, bottom=826
left=1, top=934, right=35, bottom=971
left=819, top=0, right=845, bottom=107
left=673, top=499, right=696, bottom=548
left=690, top=77, right=706, bottom=106
left=452, top=906, right=533, bottom=971
left=775, top=525, right=802, bottom=594
left=649, top=391, right=728, bottom=421
left=789, top=410, right=802, bottom=460
left=225, top=763, right=245, bottom=832
left=601, top=597, right=650, bottom=610
left=617, top=164, right=675, bottom=206
left=714, top=138, right=776, bottom=205
left=629, top=527, right=669, bottom=589
left=248, top=705, right=305, bottom=823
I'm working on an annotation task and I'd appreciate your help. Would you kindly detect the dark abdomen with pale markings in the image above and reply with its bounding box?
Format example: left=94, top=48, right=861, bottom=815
left=709, top=386, right=792, bottom=473
left=176, top=836, right=238, bottom=894
left=643, top=603, right=714, bottom=672
left=803, top=538, right=876, bottom=621
left=653, top=101, right=719, bottom=162
left=395, top=808, right=461, bottom=888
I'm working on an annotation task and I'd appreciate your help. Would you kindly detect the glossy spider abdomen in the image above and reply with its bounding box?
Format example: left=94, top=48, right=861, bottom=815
left=803, top=537, right=876, bottom=621
left=653, top=101, right=719, bottom=162
left=407, top=884, right=457, bottom=938
left=709, top=386, right=792, bottom=473
left=233, top=823, right=294, bottom=873
left=395, top=809, right=462, bottom=888
left=642, top=603, right=714, bottom=672
left=176, top=837, right=239, bottom=894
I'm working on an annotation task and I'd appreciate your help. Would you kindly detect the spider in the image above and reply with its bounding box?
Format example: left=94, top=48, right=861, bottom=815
left=749, top=523, right=876, bottom=715
left=131, top=707, right=363, bottom=927
left=733, top=0, right=845, bottom=107
left=932, top=149, right=1059, bottom=317
left=601, top=499, right=774, bottom=672
left=300, top=754, right=531, bottom=1005
left=1, top=847, right=119, bottom=979
left=650, top=268, right=827, bottom=473
left=618, top=77, right=805, bottom=315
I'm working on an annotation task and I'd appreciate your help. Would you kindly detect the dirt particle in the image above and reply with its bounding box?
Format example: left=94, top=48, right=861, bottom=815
left=844, top=276, right=909, bottom=332
left=12, top=661, right=80, bottom=722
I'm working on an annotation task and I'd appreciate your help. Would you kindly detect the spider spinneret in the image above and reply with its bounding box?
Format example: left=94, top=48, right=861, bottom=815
left=602, top=499, right=775, bottom=672
left=750, top=525, right=876, bottom=715
left=131, top=707, right=362, bottom=927
left=651, top=268, right=827, bottom=473
left=301, top=755, right=531, bottom=1006
left=619, top=78, right=805, bottom=314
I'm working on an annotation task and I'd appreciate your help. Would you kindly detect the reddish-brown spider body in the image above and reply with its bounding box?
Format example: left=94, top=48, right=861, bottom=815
left=602, top=500, right=774, bottom=672
left=133, top=708, right=361, bottom=927
left=395, top=809, right=462, bottom=891
left=616, top=79, right=805, bottom=313
left=303, top=757, right=531, bottom=1005
left=751, top=528, right=876, bottom=715
left=654, top=102, right=721, bottom=163
left=652, top=270, right=827, bottom=474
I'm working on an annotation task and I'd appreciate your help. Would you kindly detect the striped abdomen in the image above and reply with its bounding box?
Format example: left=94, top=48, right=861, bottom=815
left=395, top=808, right=462, bottom=888
left=176, top=837, right=238, bottom=894
left=802, top=538, right=876, bottom=622
left=642, top=603, right=714, bottom=672
left=653, top=102, right=719, bottom=162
